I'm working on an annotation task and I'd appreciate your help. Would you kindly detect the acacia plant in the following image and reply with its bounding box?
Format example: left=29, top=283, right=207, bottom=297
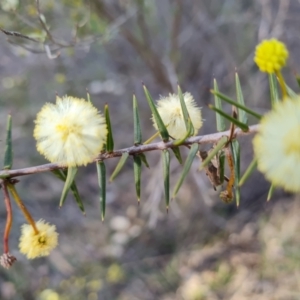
left=0, top=1, right=298, bottom=269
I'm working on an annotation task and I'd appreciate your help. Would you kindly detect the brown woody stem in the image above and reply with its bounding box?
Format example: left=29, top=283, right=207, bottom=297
left=2, top=182, right=13, bottom=253
left=0, top=125, right=259, bottom=179
left=7, top=183, right=39, bottom=234
left=275, top=70, right=287, bottom=100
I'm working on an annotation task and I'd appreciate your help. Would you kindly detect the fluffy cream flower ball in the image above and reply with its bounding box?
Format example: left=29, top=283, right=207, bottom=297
left=152, top=92, right=202, bottom=139
left=19, top=219, right=58, bottom=259
left=253, top=97, right=300, bottom=192
left=34, top=96, right=107, bottom=167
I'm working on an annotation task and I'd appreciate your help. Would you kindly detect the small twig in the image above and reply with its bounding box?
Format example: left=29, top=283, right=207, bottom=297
left=7, top=183, right=39, bottom=234
left=35, top=0, right=66, bottom=47
left=220, top=147, right=235, bottom=203
left=6, top=39, right=45, bottom=53
left=0, top=27, right=40, bottom=43
left=170, top=0, right=183, bottom=68
left=44, top=44, right=60, bottom=59
left=1, top=182, right=13, bottom=254
left=0, top=125, right=259, bottom=179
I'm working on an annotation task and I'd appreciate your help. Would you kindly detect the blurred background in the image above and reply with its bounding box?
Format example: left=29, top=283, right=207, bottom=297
left=0, top=0, right=300, bottom=299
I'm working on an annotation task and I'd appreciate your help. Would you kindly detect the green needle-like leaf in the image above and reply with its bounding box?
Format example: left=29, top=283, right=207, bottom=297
left=230, top=140, right=241, bottom=207
left=139, top=153, right=150, bottom=168
left=143, top=85, right=169, bottom=142
left=133, top=95, right=142, bottom=145
left=109, top=152, right=129, bottom=182
left=171, top=147, right=183, bottom=164
left=52, top=169, right=84, bottom=213
left=105, top=104, right=114, bottom=152
left=199, top=136, right=228, bottom=170
left=96, top=161, right=106, bottom=221
left=173, top=143, right=199, bottom=198
left=219, top=150, right=225, bottom=184
left=239, top=157, right=257, bottom=186
left=208, top=105, right=249, bottom=132
left=210, top=90, right=262, bottom=120
left=143, top=131, right=160, bottom=145
left=235, top=72, right=248, bottom=125
left=267, top=183, right=275, bottom=202
left=269, top=74, right=279, bottom=107
left=51, top=169, right=66, bottom=181
left=286, top=84, right=297, bottom=99
left=65, top=174, right=84, bottom=212
left=3, top=115, right=13, bottom=170
left=178, top=85, right=194, bottom=136
left=59, top=167, right=78, bottom=208
left=296, top=75, right=300, bottom=88
left=133, top=155, right=142, bottom=202
left=213, top=79, right=226, bottom=131
left=162, top=150, right=170, bottom=209
left=87, top=90, right=91, bottom=102
left=173, top=118, right=193, bottom=146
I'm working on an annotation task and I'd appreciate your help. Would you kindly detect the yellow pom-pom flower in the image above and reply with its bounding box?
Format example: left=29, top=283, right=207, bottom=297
left=152, top=92, right=202, bottom=139
left=19, top=219, right=59, bottom=259
left=253, top=97, right=300, bottom=192
left=34, top=96, right=107, bottom=167
left=254, top=38, right=289, bottom=73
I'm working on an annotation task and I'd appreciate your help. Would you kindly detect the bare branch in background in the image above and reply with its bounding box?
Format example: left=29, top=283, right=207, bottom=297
left=35, top=0, right=70, bottom=48
left=1, top=1, right=178, bottom=90
left=170, top=0, right=183, bottom=69
left=0, top=0, right=78, bottom=57
left=0, top=27, right=40, bottom=43
left=92, top=1, right=174, bottom=91
left=44, top=44, right=60, bottom=59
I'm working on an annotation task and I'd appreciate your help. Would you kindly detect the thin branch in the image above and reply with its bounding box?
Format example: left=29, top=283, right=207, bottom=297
left=6, top=39, right=45, bottom=53
left=92, top=1, right=174, bottom=91
left=0, top=125, right=259, bottom=179
left=44, top=44, right=60, bottom=59
left=35, top=0, right=68, bottom=47
left=2, top=183, right=12, bottom=254
left=170, top=0, right=183, bottom=69
left=1, top=1, right=78, bottom=57
left=0, top=27, right=40, bottom=43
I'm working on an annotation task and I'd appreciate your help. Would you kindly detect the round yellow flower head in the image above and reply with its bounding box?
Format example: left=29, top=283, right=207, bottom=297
left=253, top=96, right=300, bottom=192
left=152, top=92, right=202, bottom=139
left=34, top=96, right=107, bottom=167
left=19, top=219, right=58, bottom=259
left=254, top=38, right=289, bottom=73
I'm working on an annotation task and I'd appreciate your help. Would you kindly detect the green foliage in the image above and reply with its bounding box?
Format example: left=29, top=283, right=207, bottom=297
left=239, top=158, right=257, bottom=187
left=210, top=90, right=262, bottom=120
left=230, top=140, right=241, bottom=207
left=143, top=85, right=169, bottom=142
left=133, top=95, right=142, bottom=145
left=133, top=155, right=142, bottom=202
left=3, top=115, right=13, bottom=170
left=171, top=147, right=183, bottom=164
left=209, top=104, right=249, bottom=132
left=199, top=137, right=228, bottom=170
left=96, top=161, right=106, bottom=221
left=267, top=183, right=276, bottom=202
left=213, top=79, right=226, bottom=132
left=172, top=143, right=199, bottom=199
left=110, top=153, right=129, bottom=182
left=52, top=168, right=83, bottom=211
left=105, top=105, right=114, bottom=152
left=58, top=167, right=84, bottom=212
left=269, top=74, right=279, bottom=106
left=235, top=73, right=248, bottom=125
left=178, top=85, right=194, bottom=136
left=162, top=149, right=170, bottom=209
